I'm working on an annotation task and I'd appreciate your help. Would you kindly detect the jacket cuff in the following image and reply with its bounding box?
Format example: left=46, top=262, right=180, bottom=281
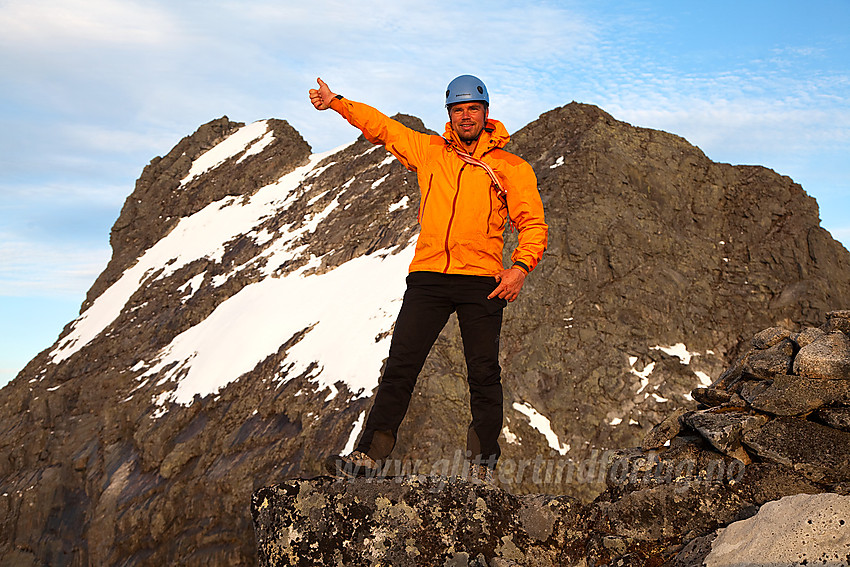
left=511, top=261, right=530, bottom=274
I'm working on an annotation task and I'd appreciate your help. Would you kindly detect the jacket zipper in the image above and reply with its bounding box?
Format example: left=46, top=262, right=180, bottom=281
left=470, top=148, right=498, bottom=234
left=443, top=165, right=465, bottom=273
left=486, top=182, right=494, bottom=235
left=418, top=174, right=433, bottom=224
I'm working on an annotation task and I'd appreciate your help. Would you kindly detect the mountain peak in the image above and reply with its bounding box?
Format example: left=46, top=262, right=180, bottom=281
left=85, top=117, right=312, bottom=311
left=2, top=102, right=849, bottom=566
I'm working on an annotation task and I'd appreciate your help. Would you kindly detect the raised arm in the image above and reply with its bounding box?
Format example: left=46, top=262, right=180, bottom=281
left=307, top=77, right=434, bottom=172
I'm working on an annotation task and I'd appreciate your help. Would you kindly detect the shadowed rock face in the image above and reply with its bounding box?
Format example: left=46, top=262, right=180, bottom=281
left=396, top=103, right=850, bottom=501
left=2, top=103, right=850, bottom=567
left=253, top=314, right=850, bottom=566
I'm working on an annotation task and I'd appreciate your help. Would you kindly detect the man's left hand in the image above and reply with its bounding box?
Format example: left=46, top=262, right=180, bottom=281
left=488, top=267, right=526, bottom=302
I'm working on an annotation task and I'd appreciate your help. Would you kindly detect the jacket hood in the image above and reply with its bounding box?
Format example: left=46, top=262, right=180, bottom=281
left=443, top=118, right=511, bottom=157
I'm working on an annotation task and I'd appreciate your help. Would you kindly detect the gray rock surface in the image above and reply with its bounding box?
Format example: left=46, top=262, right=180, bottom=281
left=641, top=408, right=688, bottom=450
left=704, top=493, right=850, bottom=567
left=818, top=407, right=850, bottom=432
left=748, top=374, right=850, bottom=416
left=794, top=330, right=850, bottom=379
left=744, top=418, right=850, bottom=484
left=684, top=409, right=768, bottom=460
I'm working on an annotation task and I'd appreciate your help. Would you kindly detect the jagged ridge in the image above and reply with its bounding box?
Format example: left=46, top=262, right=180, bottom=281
left=1, top=102, right=849, bottom=566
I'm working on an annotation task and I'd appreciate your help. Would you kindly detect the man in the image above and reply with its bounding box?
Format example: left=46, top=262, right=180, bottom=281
left=310, top=75, right=547, bottom=483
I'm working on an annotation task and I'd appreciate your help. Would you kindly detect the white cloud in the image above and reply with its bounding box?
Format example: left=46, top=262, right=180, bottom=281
left=613, top=100, right=847, bottom=155
left=55, top=123, right=181, bottom=156
left=0, top=235, right=110, bottom=297
left=2, top=180, right=128, bottom=206
left=0, top=0, right=176, bottom=47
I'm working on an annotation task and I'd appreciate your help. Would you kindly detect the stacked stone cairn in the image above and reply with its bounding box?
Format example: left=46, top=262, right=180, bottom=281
left=638, top=308, right=850, bottom=484
left=253, top=311, right=850, bottom=567
left=591, top=310, right=850, bottom=566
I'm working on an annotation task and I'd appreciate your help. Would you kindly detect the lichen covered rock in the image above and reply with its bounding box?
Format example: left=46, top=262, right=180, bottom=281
left=252, top=476, right=585, bottom=567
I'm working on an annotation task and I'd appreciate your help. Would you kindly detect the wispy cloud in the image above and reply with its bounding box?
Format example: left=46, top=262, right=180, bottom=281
left=0, top=234, right=110, bottom=297
left=0, top=0, right=176, bottom=47
left=1, top=0, right=848, bottom=289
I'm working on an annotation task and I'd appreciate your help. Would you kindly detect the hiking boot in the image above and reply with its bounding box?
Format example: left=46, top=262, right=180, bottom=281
left=325, top=451, right=381, bottom=478
left=468, top=463, right=495, bottom=485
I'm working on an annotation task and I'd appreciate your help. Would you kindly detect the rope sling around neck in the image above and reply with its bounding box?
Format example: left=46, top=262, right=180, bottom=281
left=453, top=150, right=516, bottom=232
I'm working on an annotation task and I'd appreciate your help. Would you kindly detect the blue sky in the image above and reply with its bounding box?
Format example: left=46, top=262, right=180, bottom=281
left=1, top=0, right=848, bottom=387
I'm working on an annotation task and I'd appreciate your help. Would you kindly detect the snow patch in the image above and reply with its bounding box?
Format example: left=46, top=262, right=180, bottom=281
left=48, top=143, right=353, bottom=365
left=307, top=190, right=330, bottom=206
left=303, top=197, right=340, bottom=233
left=355, top=145, right=381, bottom=159
left=631, top=343, right=717, bottom=396
left=371, top=174, right=389, bottom=189
left=237, top=129, right=275, bottom=163
left=630, top=360, right=656, bottom=394
left=695, top=370, right=713, bottom=387
left=388, top=196, right=409, bottom=213
left=249, top=228, right=275, bottom=247
left=651, top=343, right=716, bottom=386
left=324, top=382, right=339, bottom=402
left=178, top=272, right=206, bottom=302
left=651, top=343, right=697, bottom=364
left=512, top=402, right=569, bottom=455
left=549, top=156, right=564, bottom=169
left=181, top=120, right=271, bottom=186
left=501, top=425, right=519, bottom=445
left=343, top=410, right=366, bottom=454
left=142, top=241, right=416, bottom=408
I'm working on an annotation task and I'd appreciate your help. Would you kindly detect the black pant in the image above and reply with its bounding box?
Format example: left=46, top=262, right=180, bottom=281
left=356, top=271, right=507, bottom=467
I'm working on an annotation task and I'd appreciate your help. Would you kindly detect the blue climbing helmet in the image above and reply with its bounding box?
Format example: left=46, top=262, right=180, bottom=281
left=445, top=75, right=489, bottom=107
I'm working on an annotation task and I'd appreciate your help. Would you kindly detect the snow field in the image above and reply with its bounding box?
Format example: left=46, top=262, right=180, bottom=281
left=49, top=126, right=414, bottom=413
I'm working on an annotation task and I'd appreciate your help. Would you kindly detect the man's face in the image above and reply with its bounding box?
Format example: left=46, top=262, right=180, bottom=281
left=449, top=101, right=489, bottom=144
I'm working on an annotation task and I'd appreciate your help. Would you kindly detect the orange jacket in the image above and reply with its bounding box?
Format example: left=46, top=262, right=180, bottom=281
left=330, top=96, right=548, bottom=277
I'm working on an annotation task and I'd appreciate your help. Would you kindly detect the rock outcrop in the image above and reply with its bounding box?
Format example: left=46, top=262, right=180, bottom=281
left=84, top=117, right=313, bottom=310
left=253, top=314, right=850, bottom=566
left=405, top=103, right=850, bottom=501
left=704, top=493, right=850, bottom=567
left=2, top=102, right=850, bottom=566
left=253, top=476, right=586, bottom=567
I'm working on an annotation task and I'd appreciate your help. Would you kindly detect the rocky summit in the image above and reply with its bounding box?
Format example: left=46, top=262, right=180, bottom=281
left=2, top=101, right=850, bottom=566
left=253, top=313, right=850, bottom=566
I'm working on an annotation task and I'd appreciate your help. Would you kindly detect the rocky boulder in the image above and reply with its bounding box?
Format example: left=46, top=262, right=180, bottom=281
left=253, top=476, right=586, bottom=567
left=703, top=493, right=850, bottom=567
left=253, top=314, right=850, bottom=566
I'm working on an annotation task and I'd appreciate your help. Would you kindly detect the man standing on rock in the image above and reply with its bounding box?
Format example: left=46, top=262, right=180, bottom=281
left=310, top=75, right=547, bottom=483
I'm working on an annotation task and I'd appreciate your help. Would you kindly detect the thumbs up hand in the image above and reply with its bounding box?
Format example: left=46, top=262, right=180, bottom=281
left=309, top=77, right=336, bottom=110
